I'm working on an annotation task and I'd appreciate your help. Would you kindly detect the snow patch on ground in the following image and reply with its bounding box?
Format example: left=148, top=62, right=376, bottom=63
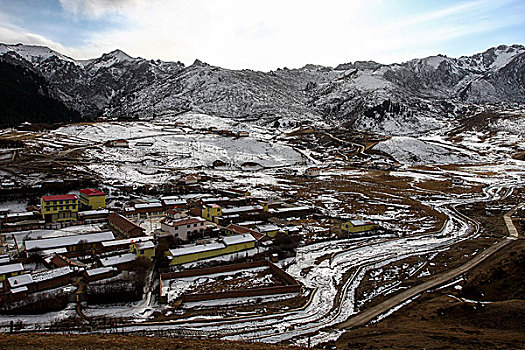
left=374, top=136, right=477, bottom=164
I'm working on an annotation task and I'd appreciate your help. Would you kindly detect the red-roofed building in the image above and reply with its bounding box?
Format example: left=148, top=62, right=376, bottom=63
left=79, top=189, right=106, bottom=209
left=108, top=213, right=145, bottom=238
left=40, top=194, right=78, bottom=223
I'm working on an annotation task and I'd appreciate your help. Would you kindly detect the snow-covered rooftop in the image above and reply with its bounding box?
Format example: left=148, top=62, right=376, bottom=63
left=163, top=199, right=187, bottom=206
left=8, top=274, right=34, bottom=288
left=222, top=234, right=256, bottom=246
left=100, top=253, right=136, bottom=267
left=135, top=202, right=162, bottom=209
left=101, top=236, right=153, bottom=247
left=169, top=242, right=225, bottom=257
left=6, top=212, right=34, bottom=218
left=85, top=266, right=117, bottom=277
left=10, top=286, right=28, bottom=294
left=0, top=254, right=10, bottom=265
left=40, top=247, right=68, bottom=257
left=134, top=241, right=155, bottom=250
left=348, top=220, right=375, bottom=226
left=0, top=263, right=24, bottom=275
left=222, top=205, right=263, bottom=215
left=78, top=209, right=109, bottom=216
left=268, top=206, right=310, bottom=213
left=32, top=266, right=72, bottom=282
left=25, top=231, right=115, bottom=251
left=255, top=224, right=280, bottom=232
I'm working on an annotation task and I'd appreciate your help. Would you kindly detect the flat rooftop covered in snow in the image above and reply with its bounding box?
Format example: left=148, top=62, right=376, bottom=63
left=0, top=262, right=24, bottom=275
left=7, top=273, right=34, bottom=288
left=268, top=206, right=310, bottom=213
left=101, top=236, right=153, bottom=248
left=85, top=266, right=117, bottom=277
left=222, top=205, right=263, bottom=215
left=348, top=220, right=375, bottom=226
left=24, top=231, right=115, bottom=251
left=222, top=233, right=256, bottom=246
left=32, top=266, right=72, bottom=282
left=169, top=242, right=226, bottom=257
left=99, top=253, right=136, bottom=267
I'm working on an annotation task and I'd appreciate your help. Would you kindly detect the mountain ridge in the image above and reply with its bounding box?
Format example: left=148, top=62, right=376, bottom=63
left=1, top=43, right=524, bottom=133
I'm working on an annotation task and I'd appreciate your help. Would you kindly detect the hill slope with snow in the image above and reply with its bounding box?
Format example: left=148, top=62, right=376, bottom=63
left=1, top=43, right=524, bottom=134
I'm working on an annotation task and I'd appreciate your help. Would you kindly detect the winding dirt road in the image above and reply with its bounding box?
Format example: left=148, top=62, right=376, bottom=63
left=337, top=202, right=522, bottom=330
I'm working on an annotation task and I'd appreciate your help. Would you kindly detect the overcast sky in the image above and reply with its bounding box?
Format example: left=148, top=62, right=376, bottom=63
left=1, top=0, right=524, bottom=71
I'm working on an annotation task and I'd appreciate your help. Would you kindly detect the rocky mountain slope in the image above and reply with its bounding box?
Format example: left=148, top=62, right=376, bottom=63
left=0, top=44, right=184, bottom=118
left=1, top=43, right=524, bottom=133
left=0, top=53, right=81, bottom=127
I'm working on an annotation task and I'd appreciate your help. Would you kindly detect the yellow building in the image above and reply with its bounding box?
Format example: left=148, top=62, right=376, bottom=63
left=0, top=263, right=24, bottom=282
left=130, top=241, right=156, bottom=261
left=166, top=234, right=256, bottom=265
left=221, top=234, right=256, bottom=253
left=79, top=189, right=106, bottom=209
left=40, top=194, right=78, bottom=223
left=255, top=224, right=280, bottom=238
left=202, top=204, right=222, bottom=222
left=341, top=220, right=378, bottom=233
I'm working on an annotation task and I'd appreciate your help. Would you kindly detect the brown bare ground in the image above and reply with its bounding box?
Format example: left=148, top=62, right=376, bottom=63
left=0, top=333, right=304, bottom=350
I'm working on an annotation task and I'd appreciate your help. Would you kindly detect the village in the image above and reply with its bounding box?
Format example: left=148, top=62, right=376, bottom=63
left=0, top=174, right=382, bottom=318
left=0, top=112, right=522, bottom=346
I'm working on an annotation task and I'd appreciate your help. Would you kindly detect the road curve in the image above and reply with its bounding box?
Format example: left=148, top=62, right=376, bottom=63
left=337, top=203, right=522, bottom=330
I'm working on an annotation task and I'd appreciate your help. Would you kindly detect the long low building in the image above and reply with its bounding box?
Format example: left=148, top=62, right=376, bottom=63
left=101, top=236, right=154, bottom=251
left=165, top=233, right=256, bottom=265
left=99, top=253, right=136, bottom=271
left=341, top=220, right=379, bottom=233
left=108, top=213, right=145, bottom=237
left=24, top=231, right=115, bottom=255
left=0, top=263, right=24, bottom=282
left=267, top=205, right=312, bottom=217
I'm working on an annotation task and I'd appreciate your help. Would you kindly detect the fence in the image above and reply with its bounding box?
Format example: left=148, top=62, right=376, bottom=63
left=160, top=260, right=300, bottom=303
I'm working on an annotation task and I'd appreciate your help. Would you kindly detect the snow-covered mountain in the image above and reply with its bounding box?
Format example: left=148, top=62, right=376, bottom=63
left=0, top=43, right=184, bottom=117
left=1, top=43, right=524, bottom=133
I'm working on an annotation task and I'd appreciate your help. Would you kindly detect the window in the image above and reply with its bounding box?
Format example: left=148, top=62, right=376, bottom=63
left=194, top=223, right=197, bottom=227
left=174, top=226, right=178, bottom=230
left=187, top=225, right=191, bottom=228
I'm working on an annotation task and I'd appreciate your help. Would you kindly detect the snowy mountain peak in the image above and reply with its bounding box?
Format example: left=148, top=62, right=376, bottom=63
left=420, top=55, right=449, bottom=69
left=1, top=42, right=524, bottom=136
left=458, top=44, right=525, bottom=72
left=105, top=49, right=134, bottom=62
left=0, top=43, right=76, bottom=65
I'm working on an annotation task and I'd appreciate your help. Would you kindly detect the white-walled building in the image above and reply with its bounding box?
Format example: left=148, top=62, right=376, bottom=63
left=160, top=215, right=207, bottom=241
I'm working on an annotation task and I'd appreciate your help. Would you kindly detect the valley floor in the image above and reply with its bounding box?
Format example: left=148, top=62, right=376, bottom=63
left=0, top=111, right=524, bottom=347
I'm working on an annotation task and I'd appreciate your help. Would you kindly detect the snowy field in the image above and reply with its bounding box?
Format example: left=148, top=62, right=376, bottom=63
left=48, top=114, right=307, bottom=185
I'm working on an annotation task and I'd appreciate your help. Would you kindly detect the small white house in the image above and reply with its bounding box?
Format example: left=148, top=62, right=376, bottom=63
left=160, top=216, right=207, bottom=241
